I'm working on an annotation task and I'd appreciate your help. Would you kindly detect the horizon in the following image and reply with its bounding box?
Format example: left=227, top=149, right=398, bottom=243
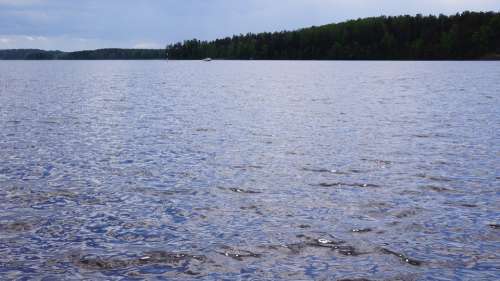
left=1, top=0, right=499, bottom=51
left=1, top=10, right=499, bottom=53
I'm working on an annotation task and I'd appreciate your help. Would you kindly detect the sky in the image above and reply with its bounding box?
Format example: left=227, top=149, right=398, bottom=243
left=0, top=0, right=499, bottom=51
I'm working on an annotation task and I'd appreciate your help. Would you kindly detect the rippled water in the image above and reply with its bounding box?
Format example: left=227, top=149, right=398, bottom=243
left=0, top=61, right=499, bottom=280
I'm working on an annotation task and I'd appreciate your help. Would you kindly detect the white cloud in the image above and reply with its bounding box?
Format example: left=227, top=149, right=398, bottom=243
left=0, top=0, right=45, bottom=6
left=0, top=34, right=103, bottom=50
left=0, top=34, right=162, bottom=51
left=0, top=37, right=12, bottom=44
left=133, top=42, right=163, bottom=49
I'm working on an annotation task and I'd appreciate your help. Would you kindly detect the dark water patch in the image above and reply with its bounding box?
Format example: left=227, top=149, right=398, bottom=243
left=0, top=221, right=38, bottom=233
left=240, top=205, right=264, bottom=215
left=231, top=165, right=264, bottom=170
left=278, top=235, right=366, bottom=257
left=413, top=134, right=432, bottom=138
left=36, top=224, right=73, bottom=239
left=337, top=279, right=373, bottom=281
left=164, top=207, right=189, bottom=224
left=314, top=182, right=380, bottom=188
left=302, top=167, right=338, bottom=174
left=141, top=251, right=206, bottom=264
left=307, top=237, right=345, bottom=248
left=72, top=254, right=132, bottom=270
left=432, top=160, right=449, bottom=165
left=337, top=245, right=364, bottom=256
left=380, top=248, right=423, bottom=266
left=218, top=187, right=262, bottom=194
left=309, top=238, right=364, bottom=256
left=394, top=209, right=419, bottom=219
left=112, top=231, right=157, bottom=243
left=130, top=187, right=197, bottom=197
left=348, top=169, right=369, bottom=174
left=286, top=151, right=305, bottom=156
left=413, top=133, right=450, bottom=139
left=361, top=201, right=395, bottom=219
left=360, top=159, right=393, bottom=171
left=195, top=128, right=216, bottom=132
left=217, top=246, right=262, bottom=261
left=250, top=132, right=274, bottom=137
left=264, top=235, right=344, bottom=255
left=421, top=185, right=452, bottom=193
left=416, top=173, right=453, bottom=182
left=351, top=228, right=373, bottom=233
left=71, top=251, right=206, bottom=271
left=302, top=167, right=353, bottom=175
left=38, top=120, right=60, bottom=125
left=361, top=158, right=393, bottom=165
left=5, top=190, right=108, bottom=208
left=282, top=242, right=309, bottom=254
left=460, top=203, right=478, bottom=208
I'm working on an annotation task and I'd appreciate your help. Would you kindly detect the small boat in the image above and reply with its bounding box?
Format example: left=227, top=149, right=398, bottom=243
left=203, top=58, right=212, bottom=62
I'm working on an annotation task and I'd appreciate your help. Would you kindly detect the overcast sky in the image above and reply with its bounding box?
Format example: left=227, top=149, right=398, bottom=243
left=0, top=0, right=499, bottom=51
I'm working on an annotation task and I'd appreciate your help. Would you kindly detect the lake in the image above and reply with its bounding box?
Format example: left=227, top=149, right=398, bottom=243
left=0, top=61, right=499, bottom=280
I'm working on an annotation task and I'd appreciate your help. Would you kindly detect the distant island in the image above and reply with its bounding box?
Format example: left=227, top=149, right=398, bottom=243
left=1, top=12, right=499, bottom=60
left=0, top=49, right=165, bottom=60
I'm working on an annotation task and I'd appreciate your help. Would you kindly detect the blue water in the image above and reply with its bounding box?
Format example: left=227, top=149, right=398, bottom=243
left=0, top=61, right=499, bottom=280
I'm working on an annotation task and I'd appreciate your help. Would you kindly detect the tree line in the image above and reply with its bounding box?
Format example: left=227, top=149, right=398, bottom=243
left=166, top=11, right=500, bottom=60
left=0, top=48, right=165, bottom=60
left=2, top=12, right=498, bottom=60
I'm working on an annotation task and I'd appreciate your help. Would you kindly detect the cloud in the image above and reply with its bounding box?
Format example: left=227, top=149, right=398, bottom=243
left=0, top=0, right=499, bottom=51
left=0, top=34, right=121, bottom=51
left=0, top=0, right=45, bottom=6
left=0, top=37, right=12, bottom=44
left=133, top=42, right=164, bottom=49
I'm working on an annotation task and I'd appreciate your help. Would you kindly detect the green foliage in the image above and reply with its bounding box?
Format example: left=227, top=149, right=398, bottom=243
left=0, top=48, right=165, bottom=60
left=58, top=49, right=165, bottom=60
left=166, top=12, right=500, bottom=60
left=0, top=49, right=62, bottom=60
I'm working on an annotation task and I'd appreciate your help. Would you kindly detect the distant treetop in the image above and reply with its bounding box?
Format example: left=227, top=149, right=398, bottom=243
left=0, top=48, right=165, bottom=60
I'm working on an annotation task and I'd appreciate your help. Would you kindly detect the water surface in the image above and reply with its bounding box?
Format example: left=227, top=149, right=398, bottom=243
left=0, top=61, right=499, bottom=280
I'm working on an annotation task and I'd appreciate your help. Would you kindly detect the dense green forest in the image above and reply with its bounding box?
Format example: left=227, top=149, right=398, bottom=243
left=166, top=11, right=500, bottom=60
left=0, top=48, right=165, bottom=60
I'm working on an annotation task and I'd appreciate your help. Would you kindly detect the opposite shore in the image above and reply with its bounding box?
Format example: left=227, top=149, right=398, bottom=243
left=1, top=12, right=499, bottom=61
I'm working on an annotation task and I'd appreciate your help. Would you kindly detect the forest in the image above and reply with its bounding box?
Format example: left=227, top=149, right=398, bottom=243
left=166, top=11, right=500, bottom=60
left=0, top=49, right=165, bottom=60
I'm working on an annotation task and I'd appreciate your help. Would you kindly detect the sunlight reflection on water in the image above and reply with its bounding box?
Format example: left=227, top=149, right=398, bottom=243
left=0, top=61, right=499, bottom=280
